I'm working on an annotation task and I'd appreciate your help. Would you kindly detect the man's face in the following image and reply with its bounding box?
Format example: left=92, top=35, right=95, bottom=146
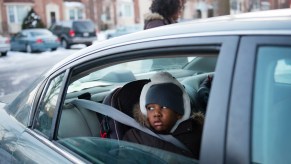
left=146, top=104, right=182, bottom=133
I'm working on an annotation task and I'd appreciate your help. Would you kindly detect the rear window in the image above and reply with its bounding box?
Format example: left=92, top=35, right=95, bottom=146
left=31, top=30, right=53, bottom=36
left=73, top=21, right=95, bottom=32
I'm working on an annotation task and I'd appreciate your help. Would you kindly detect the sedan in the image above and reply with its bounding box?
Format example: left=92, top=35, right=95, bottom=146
left=0, top=9, right=291, bottom=163
left=10, top=28, right=60, bottom=53
left=0, top=35, right=10, bottom=56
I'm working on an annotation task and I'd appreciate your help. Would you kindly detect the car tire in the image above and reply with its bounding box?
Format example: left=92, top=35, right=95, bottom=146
left=61, top=39, right=70, bottom=49
left=26, top=44, right=32, bottom=53
left=51, top=48, right=57, bottom=51
left=85, top=43, right=92, bottom=47
left=1, top=51, right=7, bottom=56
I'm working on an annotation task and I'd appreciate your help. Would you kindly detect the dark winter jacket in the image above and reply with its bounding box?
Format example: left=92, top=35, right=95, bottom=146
left=144, top=13, right=177, bottom=30
left=123, top=104, right=204, bottom=159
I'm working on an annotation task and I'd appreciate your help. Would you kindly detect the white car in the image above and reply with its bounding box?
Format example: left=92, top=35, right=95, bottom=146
left=0, top=35, right=10, bottom=56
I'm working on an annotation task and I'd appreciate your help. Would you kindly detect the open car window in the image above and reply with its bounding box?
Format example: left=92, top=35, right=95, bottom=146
left=56, top=49, right=218, bottom=163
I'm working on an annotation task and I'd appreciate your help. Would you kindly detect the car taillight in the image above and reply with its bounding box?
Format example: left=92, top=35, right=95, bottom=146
left=36, top=39, right=43, bottom=43
left=5, top=38, right=10, bottom=43
left=69, top=30, right=75, bottom=37
left=56, top=38, right=60, bottom=42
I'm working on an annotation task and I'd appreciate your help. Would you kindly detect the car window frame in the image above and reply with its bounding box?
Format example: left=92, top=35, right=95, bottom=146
left=226, top=35, right=291, bottom=164
left=29, top=35, right=239, bottom=162
left=32, top=69, right=70, bottom=139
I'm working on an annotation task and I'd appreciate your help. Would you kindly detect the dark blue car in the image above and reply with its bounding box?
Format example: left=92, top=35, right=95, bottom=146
left=11, top=28, right=60, bottom=53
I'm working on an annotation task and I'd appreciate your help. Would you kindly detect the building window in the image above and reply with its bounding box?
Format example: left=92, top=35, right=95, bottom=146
left=120, top=3, right=133, bottom=18
left=7, top=5, right=31, bottom=24
left=69, top=8, right=83, bottom=20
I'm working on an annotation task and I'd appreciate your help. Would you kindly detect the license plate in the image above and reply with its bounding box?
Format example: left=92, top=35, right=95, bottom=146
left=83, top=33, right=89, bottom=37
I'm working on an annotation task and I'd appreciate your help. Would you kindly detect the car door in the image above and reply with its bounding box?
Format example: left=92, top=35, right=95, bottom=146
left=56, top=35, right=239, bottom=162
left=11, top=32, right=23, bottom=51
left=13, top=70, right=81, bottom=163
left=220, top=36, right=291, bottom=164
left=16, top=32, right=28, bottom=52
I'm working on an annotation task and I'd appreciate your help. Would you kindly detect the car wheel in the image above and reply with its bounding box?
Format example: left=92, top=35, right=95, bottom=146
left=26, top=44, right=32, bottom=53
left=85, top=43, right=92, bottom=47
left=1, top=51, right=7, bottom=56
left=61, top=39, right=70, bottom=49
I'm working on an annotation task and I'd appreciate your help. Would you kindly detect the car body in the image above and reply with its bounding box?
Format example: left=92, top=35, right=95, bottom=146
left=10, top=28, right=60, bottom=53
left=0, top=9, right=291, bottom=163
left=107, top=24, right=143, bottom=39
left=49, top=20, right=97, bottom=49
left=0, top=35, right=10, bottom=56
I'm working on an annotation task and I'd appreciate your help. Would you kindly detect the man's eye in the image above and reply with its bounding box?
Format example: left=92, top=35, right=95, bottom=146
left=162, top=106, right=167, bottom=109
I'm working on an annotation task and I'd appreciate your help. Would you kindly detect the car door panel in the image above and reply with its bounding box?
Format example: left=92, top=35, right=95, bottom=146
left=200, top=36, right=239, bottom=164
left=15, top=130, right=72, bottom=163
left=226, top=36, right=291, bottom=164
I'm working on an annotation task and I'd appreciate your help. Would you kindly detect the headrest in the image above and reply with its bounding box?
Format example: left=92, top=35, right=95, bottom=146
left=103, top=79, right=150, bottom=117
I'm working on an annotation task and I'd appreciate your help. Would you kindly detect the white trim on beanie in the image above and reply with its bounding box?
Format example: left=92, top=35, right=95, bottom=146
left=140, top=72, right=191, bottom=133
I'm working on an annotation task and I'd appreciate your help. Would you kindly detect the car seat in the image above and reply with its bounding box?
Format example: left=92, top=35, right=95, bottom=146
left=181, top=72, right=213, bottom=114
left=101, top=79, right=150, bottom=140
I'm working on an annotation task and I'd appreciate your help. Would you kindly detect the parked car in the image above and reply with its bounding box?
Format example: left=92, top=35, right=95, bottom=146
left=107, top=24, right=143, bottom=39
left=0, top=9, right=291, bottom=163
left=0, top=35, right=10, bottom=56
left=49, top=20, right=97, bottom=49
left=10, top=28, right=60, bottom=53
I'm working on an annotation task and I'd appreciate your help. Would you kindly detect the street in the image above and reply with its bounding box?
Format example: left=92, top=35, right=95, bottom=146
left=0, top=46, right=84, bottom=96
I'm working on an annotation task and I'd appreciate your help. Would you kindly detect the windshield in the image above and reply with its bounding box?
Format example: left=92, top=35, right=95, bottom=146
left=73, top=21, right=95, bottom=32
left=30, top=30, right=53, bottom=36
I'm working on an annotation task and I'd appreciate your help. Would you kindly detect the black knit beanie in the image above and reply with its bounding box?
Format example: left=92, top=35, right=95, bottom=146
left=145, top=83, right=184, bottom=115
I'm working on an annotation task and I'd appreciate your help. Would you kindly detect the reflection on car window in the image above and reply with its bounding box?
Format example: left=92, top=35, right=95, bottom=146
left=58, top=137, right=198, bottom=164
left=252, top=47, right=291, bottom=164
left=35, top=73, right=64, bottom=137
left=274, top=59, right=291, bottom=84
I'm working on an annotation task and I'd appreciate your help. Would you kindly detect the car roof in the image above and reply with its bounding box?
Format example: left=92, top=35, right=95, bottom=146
left=49, top=9, right=291, bottom=74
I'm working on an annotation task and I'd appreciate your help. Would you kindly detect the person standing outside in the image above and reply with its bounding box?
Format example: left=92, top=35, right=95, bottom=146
left=144, top=0, right=185, bottom=30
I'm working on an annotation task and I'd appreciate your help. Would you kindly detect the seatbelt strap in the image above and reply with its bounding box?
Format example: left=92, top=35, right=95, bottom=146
left=71, top=99, right=191, bottom=152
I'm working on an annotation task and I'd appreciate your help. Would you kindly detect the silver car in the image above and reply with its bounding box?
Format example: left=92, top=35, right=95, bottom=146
left=0, top=35, right=10, bottom=56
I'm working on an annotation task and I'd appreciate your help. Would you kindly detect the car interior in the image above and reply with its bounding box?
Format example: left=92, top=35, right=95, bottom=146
left=35, top=54, right=218, bottom=162
left=57, top=56, right=216, bottom=138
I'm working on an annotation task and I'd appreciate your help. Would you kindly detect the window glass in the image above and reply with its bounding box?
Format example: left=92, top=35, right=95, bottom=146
left=77, top=9, right=83, bottom=19
left=69, top=9, right=75, bottom=20
left=59, top=54, right=218, bottom=162
left=67, top=57, right=193, bottom=93
left=35, top=73, right=65, bottom=137
left=73, top=21, right=95, bottom=32
left=8, top=6, right=15, bottom=23
left=17, top=5, right=30, bottom=23
left=252, top=46, right=291, bottom=164
left=7, top=5, right=30, bottom=24
left=30, top=30, right=53, bottom=36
